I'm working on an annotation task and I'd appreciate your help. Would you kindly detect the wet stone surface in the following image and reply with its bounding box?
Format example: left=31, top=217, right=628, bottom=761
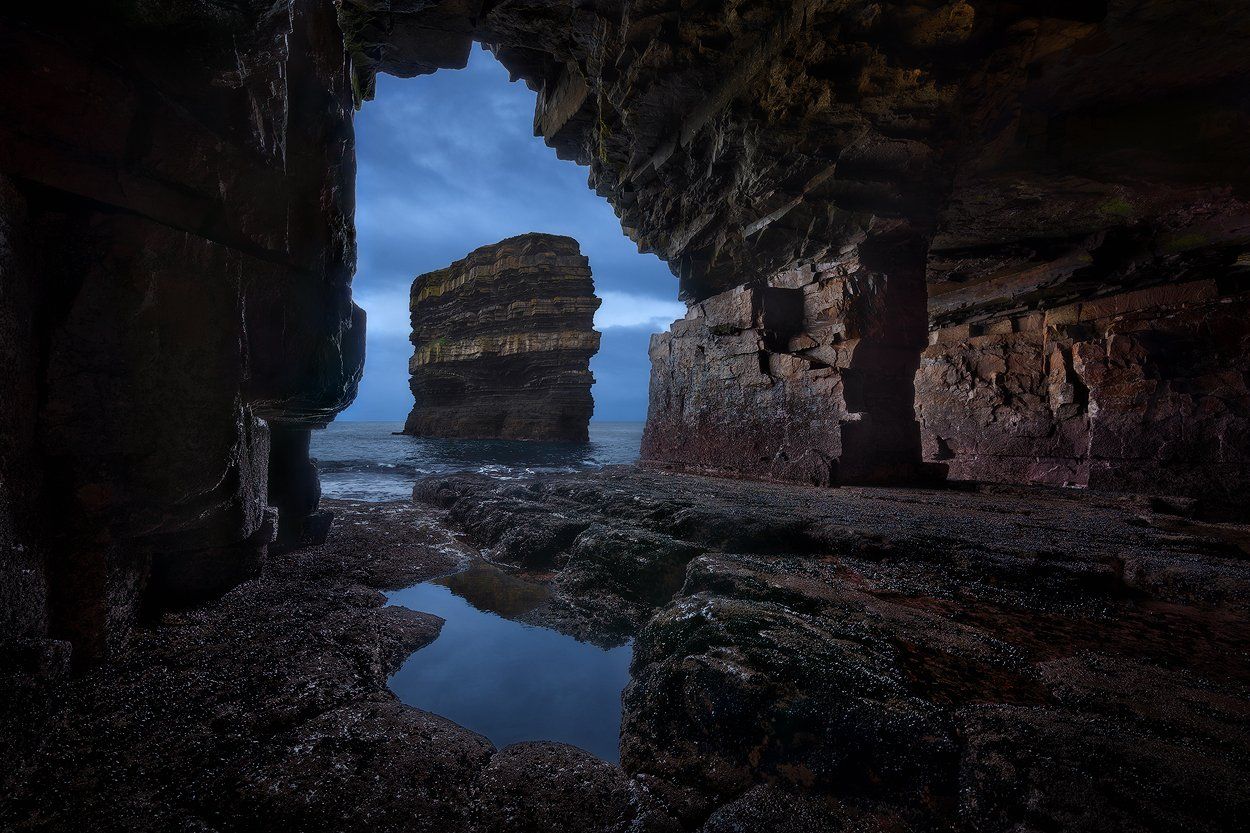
left=417, top=466, right=1250, bottom=831
left=3, top=471, right=1249, bottom=832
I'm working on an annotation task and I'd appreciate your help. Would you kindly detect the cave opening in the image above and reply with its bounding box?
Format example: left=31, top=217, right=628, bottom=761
left=3, top=3, right=1250, bottom=829
left=308, top=44, right=684, bottom=759
left=310, top=45, right=683, bottom=503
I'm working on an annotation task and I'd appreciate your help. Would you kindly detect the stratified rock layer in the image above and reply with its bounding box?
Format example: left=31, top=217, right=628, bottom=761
left=917, top=281, right=1250, bottom=503
left=4, top=0, right=1250, bottom=664
left=402, top=234, right=601, bottom=442
left=642, top=232, right=934, bottom=486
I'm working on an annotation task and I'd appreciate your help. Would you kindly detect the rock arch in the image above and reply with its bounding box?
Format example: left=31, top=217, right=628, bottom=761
left=2, top=1, right=1248, bottom=666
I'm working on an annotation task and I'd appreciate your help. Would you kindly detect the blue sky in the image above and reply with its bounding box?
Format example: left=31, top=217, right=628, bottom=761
left=342, top=46, right=684, bottom=422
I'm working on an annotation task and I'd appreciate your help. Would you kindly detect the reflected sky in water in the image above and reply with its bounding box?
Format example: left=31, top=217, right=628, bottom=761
left=387, top=562, right=632, bottom=763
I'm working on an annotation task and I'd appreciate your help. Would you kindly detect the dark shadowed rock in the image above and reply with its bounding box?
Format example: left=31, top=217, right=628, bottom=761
left=698, top=785, right=903, bottom=833
left=421, top=466, right=1250, bottom=831
left=471, top=742, right=679, bottom=833
left=236, top=700, right=495, bottom=833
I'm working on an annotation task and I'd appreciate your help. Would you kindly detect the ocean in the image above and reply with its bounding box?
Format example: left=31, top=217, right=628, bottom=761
left=310, top=421, right=645, bottom=502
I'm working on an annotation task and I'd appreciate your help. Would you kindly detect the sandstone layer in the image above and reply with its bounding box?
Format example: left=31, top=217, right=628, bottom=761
left=403, top=233, right=601, bottom=442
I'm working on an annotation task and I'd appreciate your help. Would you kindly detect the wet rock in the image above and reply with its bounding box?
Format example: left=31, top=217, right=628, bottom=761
left=491, top=515, right=593, bottom=571
left=403, top=234, right=601, bottom=442
left=698, top=785, right=901, bottom=833
left=424, top=466, right=1250, bottom=830
left=0, top=499, right=475, bottom=831
left=471, top=742, right=679, bottom=833
left=549, top=525, right=706, bottom=642
left=236, top=700, right=494, bottom=833
left=957, top=703, right=1250, bottom=833
left=622, top=591, right=956, bottom=804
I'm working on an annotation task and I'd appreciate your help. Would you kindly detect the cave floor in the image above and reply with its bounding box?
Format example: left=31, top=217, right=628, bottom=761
left=3, top=468, right=1249, bottom=832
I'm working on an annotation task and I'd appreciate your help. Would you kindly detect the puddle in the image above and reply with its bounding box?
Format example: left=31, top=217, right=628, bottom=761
left=386, top=561, right=633, bottom=763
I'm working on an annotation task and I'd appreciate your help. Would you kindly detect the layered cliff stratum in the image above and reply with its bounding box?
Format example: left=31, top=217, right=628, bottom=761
left=402, top=234, right=601, bottom=442
left=2, top=2, right=1250, bottom=832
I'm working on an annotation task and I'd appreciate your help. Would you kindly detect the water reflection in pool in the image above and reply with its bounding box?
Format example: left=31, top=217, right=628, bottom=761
left=387, top=561, right=633, bottom=763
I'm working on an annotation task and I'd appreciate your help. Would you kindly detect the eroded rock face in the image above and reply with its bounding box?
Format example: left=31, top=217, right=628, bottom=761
left=403, top=234, right=601, bottom=442
left=917, top=281, right=1250, bottom=505
left=0, top=3, right=363, bottom=662
left=3, top=0, right=1249, bottom=663
left=642, top=229, right=935, bottom=485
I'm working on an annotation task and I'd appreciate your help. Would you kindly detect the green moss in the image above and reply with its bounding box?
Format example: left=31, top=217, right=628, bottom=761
left=1098, top=197, right=1137, bottom=219
left=1164, top=232, right=1209, bottom=252
left=709, top=324, right=739, bottom=336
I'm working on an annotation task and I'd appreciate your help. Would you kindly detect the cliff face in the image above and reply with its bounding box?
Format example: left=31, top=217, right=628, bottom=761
left=918, top=282, right=1249, bottom=500
left=1, top=3, right=363, bottom=664
left=642, top=230, right=934, bottom=486
left=402, top=234, right=601, bottom=442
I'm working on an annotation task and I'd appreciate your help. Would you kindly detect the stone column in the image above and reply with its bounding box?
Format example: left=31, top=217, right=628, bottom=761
left=267, top=426, right=333, bottom=553
left=642, top=221, right=939, bottom=487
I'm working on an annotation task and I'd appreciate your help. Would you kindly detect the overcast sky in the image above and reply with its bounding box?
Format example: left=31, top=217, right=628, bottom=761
left=341, top=46, right=684, bottom=422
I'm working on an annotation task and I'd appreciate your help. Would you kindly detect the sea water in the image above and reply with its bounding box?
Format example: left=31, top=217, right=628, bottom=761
left=311, top=420, right=644, bottom=502
left=312, top=421, right=643, bottom=761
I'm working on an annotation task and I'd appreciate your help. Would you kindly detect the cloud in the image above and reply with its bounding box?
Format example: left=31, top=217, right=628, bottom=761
left=354, top=286, right=412, bottom=338
left=357, top=285, right=683, bottom=341
left=595, top=291, right=686, bottom=330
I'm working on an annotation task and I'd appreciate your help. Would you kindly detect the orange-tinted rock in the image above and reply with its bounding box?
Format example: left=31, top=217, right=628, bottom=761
left=917, top=279, right=1250, bottom=508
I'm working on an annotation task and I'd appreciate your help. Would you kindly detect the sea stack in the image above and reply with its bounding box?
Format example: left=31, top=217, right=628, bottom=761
left=403, top=234, right=601, bottom=442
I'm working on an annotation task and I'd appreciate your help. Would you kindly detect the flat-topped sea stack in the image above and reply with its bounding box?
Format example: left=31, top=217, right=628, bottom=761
left=402, top=234, right=601, bottom=442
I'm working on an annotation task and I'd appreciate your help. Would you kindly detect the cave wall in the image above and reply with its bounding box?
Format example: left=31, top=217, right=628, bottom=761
left=918, top=281, right=1250, bottom=500
left=0, top=2, right=364, bottom=663
left=0, top=174, right=48, bottom=668
left=341, top=0, right=1249, bottom=498
left=347, top=0, right=1248, bottom=495
left=642, top=225, right=933, bottom=485
left=914, top=0, right=1250, bottom=504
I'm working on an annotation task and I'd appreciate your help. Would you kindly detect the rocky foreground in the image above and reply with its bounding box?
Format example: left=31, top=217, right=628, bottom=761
left=4, top=470, right=1249, bottom=832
